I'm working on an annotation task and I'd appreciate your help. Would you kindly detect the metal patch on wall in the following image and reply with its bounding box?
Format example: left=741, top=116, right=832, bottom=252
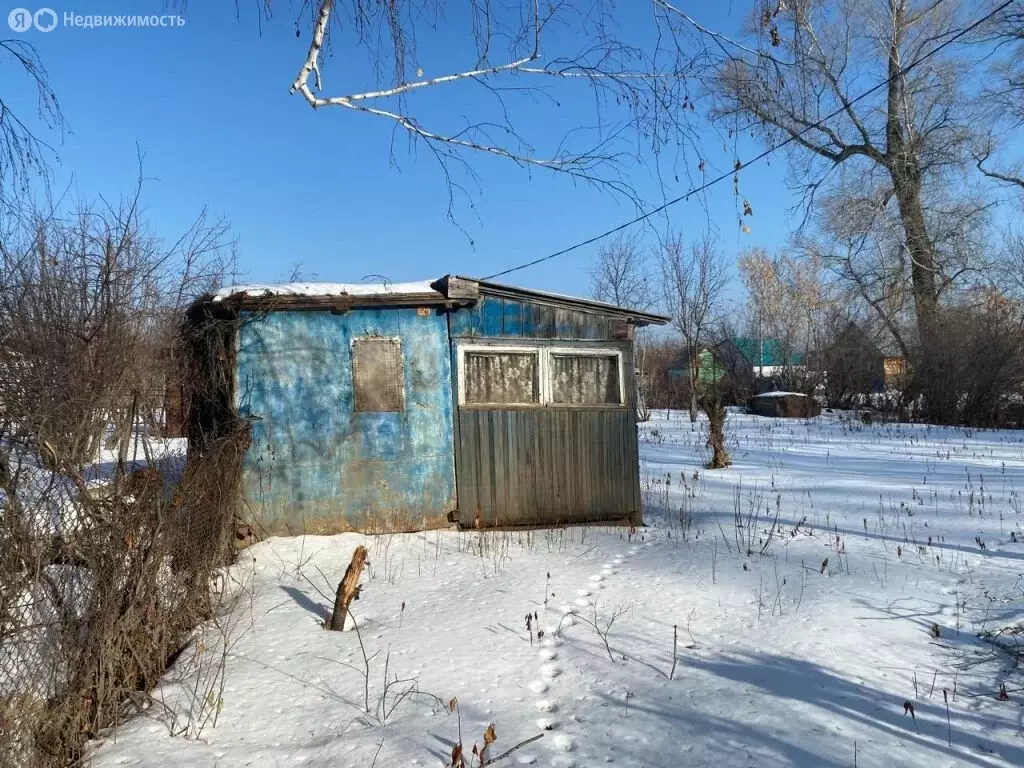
left=353, top=337, right=405, bottom=412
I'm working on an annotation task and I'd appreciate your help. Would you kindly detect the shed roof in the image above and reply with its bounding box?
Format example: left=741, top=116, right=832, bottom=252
left=465, top=276, right=668, bottom=325
left=211, top=280, right=440, bottom=303
left=200, top=274, right=669, bottom=326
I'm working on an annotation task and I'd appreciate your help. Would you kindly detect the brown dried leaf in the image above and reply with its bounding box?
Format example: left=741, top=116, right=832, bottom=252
left=484, top=724, right=496, bottom=745
left=449, top=697, right=458, bottom=713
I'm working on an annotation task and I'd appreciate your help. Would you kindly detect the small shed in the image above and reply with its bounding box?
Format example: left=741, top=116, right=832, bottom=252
left=667, top=340, right=755, bottom=405
left=183, top=275, right=668, bottom=533
left=749, top=391, right=822, bottom=418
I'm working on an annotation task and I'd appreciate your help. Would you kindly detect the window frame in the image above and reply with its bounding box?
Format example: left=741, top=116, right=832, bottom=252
left=351, top=335, right=406, bottom=413
left=456, top=344, right=543, bottom=407
left=457, top=343, right=625, bottom=408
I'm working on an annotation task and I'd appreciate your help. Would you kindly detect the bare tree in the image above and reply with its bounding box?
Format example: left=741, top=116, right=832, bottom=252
left=0, top=40, right=64, bottom=208
left=696, top=0, right=988, bottom=378
left=280, top=0, right=708, bottom=220
left=590, top=235, right=656, bottom=420
left=0, top=174, right=235, bottom=465
left=590, top=235, right=654, bottom=310
left=976, top=3, right=1024, bottom=191
left=659, top=234, right=729, bottom=422
left=0, top=175, right=239, bottom=766
left=738, top=247, right=834, bottom=391
left=796, top=168, right=994, bottom=365
left=1004, top=229, right=1024, bottom=302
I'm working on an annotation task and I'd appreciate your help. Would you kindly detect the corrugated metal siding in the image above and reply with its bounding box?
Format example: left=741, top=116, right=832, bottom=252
left=234, top=307, right=456, bottom=532
left=449, top=294, right=642, bottom=526
left=455, top=408, right=641, bottom=526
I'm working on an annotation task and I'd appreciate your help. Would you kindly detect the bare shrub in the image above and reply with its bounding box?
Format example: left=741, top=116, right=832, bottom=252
left=0, top=185, right=238, bottom=766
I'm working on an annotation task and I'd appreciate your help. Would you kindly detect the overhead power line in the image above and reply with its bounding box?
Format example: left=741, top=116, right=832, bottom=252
left=481, top=0, right=1015, bottom=282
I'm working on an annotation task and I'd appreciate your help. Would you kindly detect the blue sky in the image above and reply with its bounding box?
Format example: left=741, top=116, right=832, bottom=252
left=7, top=1, right=800, bottom=303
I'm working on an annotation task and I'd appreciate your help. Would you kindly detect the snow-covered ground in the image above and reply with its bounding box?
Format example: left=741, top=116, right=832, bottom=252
left=85, top=410, right=1024, bottom=767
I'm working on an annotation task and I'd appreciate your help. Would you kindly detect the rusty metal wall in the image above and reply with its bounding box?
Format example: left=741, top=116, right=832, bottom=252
left=455, top=407, right=641, bottom=526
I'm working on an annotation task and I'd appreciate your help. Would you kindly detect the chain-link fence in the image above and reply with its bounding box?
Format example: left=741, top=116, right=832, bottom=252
left=0, top=422, right=245, bottom=767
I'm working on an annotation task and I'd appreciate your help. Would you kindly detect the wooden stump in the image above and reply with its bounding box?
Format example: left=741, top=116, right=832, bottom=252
left=328, top=545, right=368, bottom=631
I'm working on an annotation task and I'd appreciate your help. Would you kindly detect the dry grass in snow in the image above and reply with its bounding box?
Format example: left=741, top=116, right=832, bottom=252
left=83, top=410, right=1024, bottom=767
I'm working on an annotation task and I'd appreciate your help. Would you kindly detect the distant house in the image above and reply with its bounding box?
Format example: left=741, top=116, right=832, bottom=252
left=183, top=275, right=668, bottom=533
left=733, top=337, right=806, bottom=378
left=667, top=340, right=755, bottom=403
left=883, top=356, right=908, bottom=389
left=814, top=323, right=899, bottom=399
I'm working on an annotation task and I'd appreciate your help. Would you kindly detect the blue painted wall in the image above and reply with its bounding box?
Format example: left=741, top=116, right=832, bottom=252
left=449, top=295, right=621, bottom=340
left=234, top=308, right=456, bottom=531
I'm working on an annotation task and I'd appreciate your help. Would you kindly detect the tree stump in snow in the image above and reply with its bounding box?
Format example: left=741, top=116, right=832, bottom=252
left=328, top=545, right=367, bottom=631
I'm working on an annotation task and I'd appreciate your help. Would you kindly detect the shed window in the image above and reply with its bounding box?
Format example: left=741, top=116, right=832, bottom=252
left=352, top=337, right=404, bottom=412
left=463, top=351, right=540, bottom=405
left=550, top=353, right=621, bottom=405
left=458, top=345, right=624, bottom=407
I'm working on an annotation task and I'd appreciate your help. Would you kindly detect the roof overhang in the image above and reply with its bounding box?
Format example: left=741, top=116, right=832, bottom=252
left=188, top=274, right=670, bottom=327
left=437, top=275, right=670, bottom=327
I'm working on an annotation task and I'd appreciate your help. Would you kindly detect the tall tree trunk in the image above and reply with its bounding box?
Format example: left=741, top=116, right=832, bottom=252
left=891, top=170, right=938, bottom=341
left=885, top=0, right=938, bottom=344
left=885, top=1, right=947, bottom=420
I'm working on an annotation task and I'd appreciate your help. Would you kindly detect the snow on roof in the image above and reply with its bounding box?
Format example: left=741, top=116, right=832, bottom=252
left=211, top=280, right=440, bottom=303
left=754, top=391, right=808, bottom=398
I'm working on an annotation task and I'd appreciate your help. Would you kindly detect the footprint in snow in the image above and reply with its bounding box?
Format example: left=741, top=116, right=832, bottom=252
left=529, top=680, right=548, bottom=694
left=515, top=755, right=537, bottom=765
left=575, top=589, right=591, bottom=597
left=540, top=663, right=562, bottom=680
left=539, top=648, right=557, bottom=661
left=552, top=734, right=575, bottom=752
left=574, top=597, right=592, bottom=607
left=588, top=574, right=604, bottom=583
left=535, top=699, right=558, bottom=712
left=536, top=716, right=556, bottom=730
